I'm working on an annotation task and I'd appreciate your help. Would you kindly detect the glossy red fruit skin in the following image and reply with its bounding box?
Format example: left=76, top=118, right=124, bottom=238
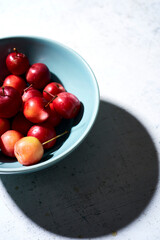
left=3, top=75, right=27, bottom=95
left=0, top=130, right=23, bottom=157
left=23, top=97, right=50, bottom=123
left=46, top=107, right=62, bottom=127
left=43, top=82, right=66, bottom=101
left=0, top=118, right=10, bottom=136
left=6, top=52, right=29, bottom=75
left=52, top=92, right=81, bottom=119
left=14, top=136, right=44, bottom=166
left=27, top=123, right=56, bottom=149
left=12, top=112, right=33, bottom=135
left=22, top=87, right=42, bottom=103
left=26, top=63, right=51, bottom=89
left=0, top=86, right=22, bottom=118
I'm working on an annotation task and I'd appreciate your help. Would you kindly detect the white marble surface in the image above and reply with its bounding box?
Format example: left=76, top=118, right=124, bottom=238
left=0, top=0, right=160, bottom=239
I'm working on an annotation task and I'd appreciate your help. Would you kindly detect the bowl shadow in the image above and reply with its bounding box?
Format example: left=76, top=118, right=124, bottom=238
left=0, top=100, right=158, bottom=238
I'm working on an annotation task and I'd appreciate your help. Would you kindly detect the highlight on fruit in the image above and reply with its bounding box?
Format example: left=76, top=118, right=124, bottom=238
left=0, top=48, right=81, bottom=166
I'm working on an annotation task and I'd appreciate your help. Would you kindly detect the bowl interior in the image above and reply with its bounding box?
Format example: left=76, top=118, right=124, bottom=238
left=0, top=37, right=99, bottom=173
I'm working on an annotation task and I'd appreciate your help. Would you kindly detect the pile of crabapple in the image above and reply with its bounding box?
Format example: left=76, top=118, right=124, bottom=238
left=0, top=48, right=81, bottom=166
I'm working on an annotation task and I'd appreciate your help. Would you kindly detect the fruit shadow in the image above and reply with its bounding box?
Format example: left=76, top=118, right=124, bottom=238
left=0, top=151, right=16, bottom=163
left=42, top=102, right=84, bottom=161
left=50, top=72, right=63, bottom=85
left=1, top=100, right=159, bottom=238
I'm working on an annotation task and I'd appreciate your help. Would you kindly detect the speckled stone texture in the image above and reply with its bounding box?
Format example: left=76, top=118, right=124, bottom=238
left=0, top=0, right=160, bottom=239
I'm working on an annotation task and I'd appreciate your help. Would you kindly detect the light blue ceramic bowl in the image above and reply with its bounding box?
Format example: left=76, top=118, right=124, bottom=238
left=0, top=36, right=99, bottom=174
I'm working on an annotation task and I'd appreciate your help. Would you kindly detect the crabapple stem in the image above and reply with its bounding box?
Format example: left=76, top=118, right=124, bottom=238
left=13, top=48, right=18, bottom=54
left=43, top=90, right=55, bottom=98
left=42, top=130, right=68, bottom=146
left=44, top=95, right=57, bottom=108
left=1, top=86, right=5, bottom=96
left=24, top=84, right=33, bottom=92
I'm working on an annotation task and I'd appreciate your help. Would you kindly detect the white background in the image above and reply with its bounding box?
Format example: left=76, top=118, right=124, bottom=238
left=0, top=0, right=160, bottom=239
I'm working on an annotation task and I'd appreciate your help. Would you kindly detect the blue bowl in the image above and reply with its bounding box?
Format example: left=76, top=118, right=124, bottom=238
left=0, top=36, right=99, bottom=174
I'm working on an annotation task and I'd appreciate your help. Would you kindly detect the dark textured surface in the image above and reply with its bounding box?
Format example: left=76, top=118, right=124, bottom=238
left=1, top=100, right=158, bottom=238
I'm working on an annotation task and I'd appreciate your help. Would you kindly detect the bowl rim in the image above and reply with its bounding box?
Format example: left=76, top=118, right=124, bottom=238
left=0, top=36, right=100, bottom=174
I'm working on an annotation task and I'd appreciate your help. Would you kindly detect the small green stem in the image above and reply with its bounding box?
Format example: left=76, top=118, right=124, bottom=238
left=1, top=86, right=5, bottom=96
left=42, top=130, right=68, bottom=146
left=13, top=48, right=18, bottom=54
left=44, top=90, right=55, bottom=98
left=44, top=95, right=57, bottom=108
left=24, top=84, right=33, bottom=92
